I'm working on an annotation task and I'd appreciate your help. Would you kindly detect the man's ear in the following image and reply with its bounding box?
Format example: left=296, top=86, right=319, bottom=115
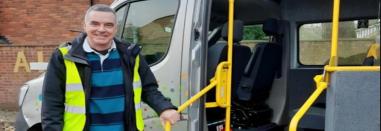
left=82, top=21, right=87, bottom=31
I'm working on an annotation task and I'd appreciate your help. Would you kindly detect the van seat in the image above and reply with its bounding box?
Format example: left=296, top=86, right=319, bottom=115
left=207, top=20, right=252, bottom=100
left=236, top=18, right=282, bottom=102
left=231, top=19, right=282, bottom=129
left=206, top=20, right=252, bottom=123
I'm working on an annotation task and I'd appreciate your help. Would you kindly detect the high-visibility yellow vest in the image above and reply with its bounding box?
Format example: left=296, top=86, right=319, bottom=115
left=59, top=47, right=144, bottom=131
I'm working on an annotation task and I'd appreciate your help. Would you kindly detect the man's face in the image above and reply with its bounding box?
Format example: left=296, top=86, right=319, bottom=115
left=84, top=11, right=116, bottom=48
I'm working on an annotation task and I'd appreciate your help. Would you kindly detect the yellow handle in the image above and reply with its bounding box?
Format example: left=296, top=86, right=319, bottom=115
left=216, top=62, right=229, bottom=107
left=165, top=121, right=171, bottom=131
left=164, top=81, right=217, bottom=131
left=289, top=75, right=328, bottom=131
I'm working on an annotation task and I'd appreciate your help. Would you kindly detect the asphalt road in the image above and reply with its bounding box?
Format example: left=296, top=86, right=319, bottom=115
left=0, top=109, right=16, bottom=131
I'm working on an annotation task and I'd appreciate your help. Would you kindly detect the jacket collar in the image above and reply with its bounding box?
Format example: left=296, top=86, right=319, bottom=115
left=83, top=37, right=117, bottom=53
left=63, top=33, right=130, bottom=65
left=63, top=33, right=88, bottom=65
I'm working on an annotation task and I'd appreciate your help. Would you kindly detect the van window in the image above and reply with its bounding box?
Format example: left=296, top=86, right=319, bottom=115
left=117, top=0, right=179, bottom=65
left=298, top=19, right=380, bottom=65
left=241, top=25, right=268, bottom=49
left=115, top=6, right=127, bottom=39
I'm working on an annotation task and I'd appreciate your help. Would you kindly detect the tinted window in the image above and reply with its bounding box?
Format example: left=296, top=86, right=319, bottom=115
left=115, top=6, right=127, bottom=38
left=117, top=0, right=179, bottom=65
left=299, top=19, right=380, bottom=65
left=241, top=25, right=268, bottom=49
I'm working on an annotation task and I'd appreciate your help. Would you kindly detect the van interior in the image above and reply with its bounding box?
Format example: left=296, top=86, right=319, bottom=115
left=204, top=0, right=380, bottom=130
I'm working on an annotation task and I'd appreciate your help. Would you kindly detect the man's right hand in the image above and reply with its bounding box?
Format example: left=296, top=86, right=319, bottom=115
left=159, top=109, right=180, bottom=127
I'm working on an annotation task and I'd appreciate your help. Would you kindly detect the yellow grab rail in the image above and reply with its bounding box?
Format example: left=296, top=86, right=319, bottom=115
left=328, top=0, right=340, bottom=67
left=289, top=0, right=341, bottom=129
left=289, top=75, right=328, bottom=131
left=215, top=62, right=230, bottom=107
left=165, top=62, right=231, bottom=131
left=165, top=0, right=235, bottom=130
left=224, top=0, right=235, bottom=130
left=289, top=0, right=380, bottom=130
left=164, top=80, right=217, bottom=131
left=289, top=65, right=380, bottom=131
left=325, top=66, right=380, bottom=72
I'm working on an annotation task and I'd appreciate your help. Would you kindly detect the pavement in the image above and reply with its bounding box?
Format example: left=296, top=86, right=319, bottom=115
left=0, top=109, right=16, bottom=131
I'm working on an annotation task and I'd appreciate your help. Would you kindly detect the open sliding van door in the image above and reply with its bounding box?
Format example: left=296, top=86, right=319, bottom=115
left=179, top=0, right=212, bottom=131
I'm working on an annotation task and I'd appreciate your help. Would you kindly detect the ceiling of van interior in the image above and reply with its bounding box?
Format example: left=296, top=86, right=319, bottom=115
left=210, top=0, right=281, bottom=28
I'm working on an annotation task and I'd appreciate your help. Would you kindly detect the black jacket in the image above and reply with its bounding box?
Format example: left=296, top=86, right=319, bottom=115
left=41, top=33, right=176, bottom=131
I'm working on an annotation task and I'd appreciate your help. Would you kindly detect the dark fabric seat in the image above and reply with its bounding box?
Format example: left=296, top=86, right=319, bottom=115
left=236, top=18, right=282, bottom=102
left=231, top=18, right=283, bottom=129
left=206, top=20, right=252, bottom=123
left=207, top=43, right=253, bottom=98
left=207, top=19, right=283, bottom=129
left=207, top=20, right=252, bottom=101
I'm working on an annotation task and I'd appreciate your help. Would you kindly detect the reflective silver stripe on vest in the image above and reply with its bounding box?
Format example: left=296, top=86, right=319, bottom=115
left=65, top=105, right=86, bottom=114
left=66, top=84, right=83, bottom=91
left=133, top=81, right=141, bottom=89
left=135, top=103, right=142, bottom=110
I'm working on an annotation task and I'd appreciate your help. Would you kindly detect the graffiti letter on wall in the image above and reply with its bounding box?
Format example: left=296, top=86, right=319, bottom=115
left=37, top=51, right=44, bottom=72
left=14, top=51, right=31, bottom=72
left=37, top=51, right=43, bottom=62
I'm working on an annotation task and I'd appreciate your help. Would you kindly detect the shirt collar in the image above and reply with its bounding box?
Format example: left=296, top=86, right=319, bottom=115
left=83, top=37, right=116, bottom=53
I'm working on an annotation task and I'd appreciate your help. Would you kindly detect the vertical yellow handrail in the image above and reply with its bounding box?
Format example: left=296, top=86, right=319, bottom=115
left=225, top=0, right=235, bottom=130
left=328, top=0, right=341, bottom=67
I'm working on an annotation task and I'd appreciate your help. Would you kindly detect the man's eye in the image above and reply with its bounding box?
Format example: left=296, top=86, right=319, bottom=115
left=90, top=22, right=99, bottom=26
left=105, top=24, right=114, bottom=28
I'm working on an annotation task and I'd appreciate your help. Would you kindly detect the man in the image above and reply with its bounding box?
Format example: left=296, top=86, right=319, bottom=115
left=42, top=4, right=180, bottom=131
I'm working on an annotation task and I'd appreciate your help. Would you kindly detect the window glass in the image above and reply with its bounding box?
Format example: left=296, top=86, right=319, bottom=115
left=115, top=6, right=127, bottom=38
left=299, top=19, right=380, bottom=65
left=120, top=0, right=179, bottom=65
left=241, top=25, right=268, bottom=49
left=0, top=36, right=10, bottom=44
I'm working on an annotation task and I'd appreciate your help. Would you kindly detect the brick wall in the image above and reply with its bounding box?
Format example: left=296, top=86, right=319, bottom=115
left=0, top=0, right=113, bottom=110
left=0, top=0, right=113, bottom=45
left=93, top=0, right=114, bottom=5
left=0, top=45, right=56, bottom=110
left=0, top=0, right=88, bottom=45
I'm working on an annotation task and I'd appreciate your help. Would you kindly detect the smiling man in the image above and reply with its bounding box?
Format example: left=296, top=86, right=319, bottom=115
left=42, top=4, right=180, bottom=131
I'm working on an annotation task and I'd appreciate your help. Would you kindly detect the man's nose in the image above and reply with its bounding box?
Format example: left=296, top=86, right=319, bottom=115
left=97, top=25, right=106, bottom=32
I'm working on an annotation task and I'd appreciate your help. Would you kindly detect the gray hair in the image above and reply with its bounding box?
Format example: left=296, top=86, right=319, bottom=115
left=84, top=4, right=116, bottom=23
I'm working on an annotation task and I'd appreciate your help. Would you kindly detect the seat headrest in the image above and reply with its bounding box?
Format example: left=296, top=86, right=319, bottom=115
left=221, top=20, right=244, bottom=42
left=263, top=18, right=279, bottom=36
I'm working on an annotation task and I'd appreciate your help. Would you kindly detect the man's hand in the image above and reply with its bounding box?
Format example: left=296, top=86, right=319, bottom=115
left=159, top=109, right=180, bottom=127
